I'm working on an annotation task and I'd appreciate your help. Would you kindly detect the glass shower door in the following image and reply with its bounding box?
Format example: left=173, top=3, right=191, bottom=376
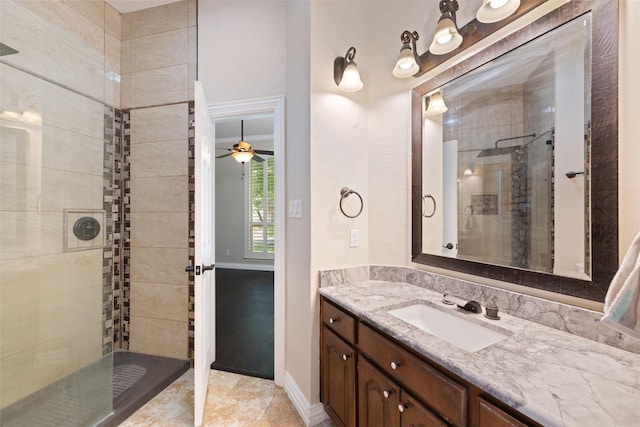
left=0, top=1, right=113, bottom=425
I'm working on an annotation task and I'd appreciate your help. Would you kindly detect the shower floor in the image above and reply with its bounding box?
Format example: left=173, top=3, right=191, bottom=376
left=97, top=351, right=190, bottom=427
left=0, top=351, right=188, bottom=427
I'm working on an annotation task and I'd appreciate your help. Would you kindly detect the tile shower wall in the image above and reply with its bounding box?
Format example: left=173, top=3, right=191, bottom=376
left=121, top=0, right=197, bottom=110
left=128, top=104, right=190, bottom=359
left=122, top=0, right=196, bottom=360
left=0, top=0, right=114, bottom=408
left=445, top=86, right=525, bottom=265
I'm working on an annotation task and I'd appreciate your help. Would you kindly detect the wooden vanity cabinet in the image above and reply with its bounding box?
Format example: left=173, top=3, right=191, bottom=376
left=359, top=323, right=466, bottom=426
left=359, top=357, right=447, bottom=427
left=320, top=297, right=540, bottom=427
left=321, top=300, right=357, bottom=427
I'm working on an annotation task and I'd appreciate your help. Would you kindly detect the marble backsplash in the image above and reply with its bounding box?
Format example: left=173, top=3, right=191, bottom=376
left=319, top=265, right=640, bottom=355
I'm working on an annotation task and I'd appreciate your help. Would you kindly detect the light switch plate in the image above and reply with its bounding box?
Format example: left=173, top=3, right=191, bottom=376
left=350, top=229, right=359, bottom=247
left=288, top=199, right=302, bottom=218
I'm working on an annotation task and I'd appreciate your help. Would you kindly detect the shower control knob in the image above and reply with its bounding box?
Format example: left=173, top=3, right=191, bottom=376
left=383, top=390, right=394, bottom=399
left=390, top=361, right=401, bottom=370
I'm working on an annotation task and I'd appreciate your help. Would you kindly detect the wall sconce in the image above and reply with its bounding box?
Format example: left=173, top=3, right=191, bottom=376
left=334, top=46, right=363, bottom=93
left=392, top=31, right=421, bottom=78
left=424, top=91, right=448, bottom=116
left=476, top=0, right=521, bottom=23
left=429, top=0, right=463, bottom=55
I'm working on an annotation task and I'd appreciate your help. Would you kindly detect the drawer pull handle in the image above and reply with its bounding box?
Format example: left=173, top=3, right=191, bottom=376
left=342, top=353, right=351, bottom=361
left=398, top=403, right=408, bottom=413
left=390, top=361, right=401, bottom=370
left=329, top=317, right=340, bottom=324
left=383, top=390, right=394, bottom=399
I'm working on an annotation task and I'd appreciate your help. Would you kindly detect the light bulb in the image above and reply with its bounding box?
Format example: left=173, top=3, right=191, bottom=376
left=338, top=62, right=363, bottom=93
left=393, top=45, right=419, bottom=78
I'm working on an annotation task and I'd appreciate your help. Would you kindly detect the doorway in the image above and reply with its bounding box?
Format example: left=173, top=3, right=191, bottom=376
left=208, top=97, right=285, bottom=385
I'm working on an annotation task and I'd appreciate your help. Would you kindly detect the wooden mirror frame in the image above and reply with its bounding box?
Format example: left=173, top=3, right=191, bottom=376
left=411, top=0, right=618, bottom=302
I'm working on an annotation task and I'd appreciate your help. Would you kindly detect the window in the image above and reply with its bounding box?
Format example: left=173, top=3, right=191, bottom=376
left=246, top=157, right=275, bottom=259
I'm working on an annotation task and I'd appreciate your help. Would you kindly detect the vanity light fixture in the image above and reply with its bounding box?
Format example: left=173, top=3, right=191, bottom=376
left=429, top=0, right=463, bottom=55
left=334, top=46, right=363, bottom=93
left=424, top=91, right=448, bottom=116
left=476, top=0, right=521, bottom=23
left=392, top=31, right=421, bottom=78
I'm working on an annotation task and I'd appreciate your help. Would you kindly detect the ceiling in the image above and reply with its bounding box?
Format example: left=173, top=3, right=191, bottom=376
left=105, top=0, right=181, bottom=13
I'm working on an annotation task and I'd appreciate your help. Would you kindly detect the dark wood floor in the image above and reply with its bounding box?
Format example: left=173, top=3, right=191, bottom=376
left=210, top=268, right=274, bottom=379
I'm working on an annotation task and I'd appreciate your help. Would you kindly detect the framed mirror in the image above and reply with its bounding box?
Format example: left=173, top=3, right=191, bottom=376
left=411, top=0, right=618, bottom=302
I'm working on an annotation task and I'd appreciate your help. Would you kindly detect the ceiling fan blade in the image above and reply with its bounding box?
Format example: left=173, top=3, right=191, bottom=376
left=215, top=147, right=232, bottom=151
left=252, top=155, right=265, bottom=162
left=254, top=149, right=274, bottom=155
left=216, top=153, right=233, bottom=159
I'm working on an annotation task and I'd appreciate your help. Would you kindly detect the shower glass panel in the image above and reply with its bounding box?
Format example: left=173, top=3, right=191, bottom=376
left=1, top=1, right=114, bottom=425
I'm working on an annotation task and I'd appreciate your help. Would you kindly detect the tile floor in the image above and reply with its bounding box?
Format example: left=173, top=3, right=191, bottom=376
left=120, top=369, right=332, bottom=427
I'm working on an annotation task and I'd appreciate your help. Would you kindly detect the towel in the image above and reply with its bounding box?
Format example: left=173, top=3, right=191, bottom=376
left=601, top=230, right=640, bottom=339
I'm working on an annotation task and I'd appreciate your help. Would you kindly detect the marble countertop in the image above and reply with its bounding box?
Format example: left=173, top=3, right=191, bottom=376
left=319, top=281, right=640, bottom=427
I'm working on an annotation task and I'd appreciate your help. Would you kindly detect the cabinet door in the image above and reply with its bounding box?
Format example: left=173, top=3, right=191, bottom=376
left=478, top=397, right=529, bottom=427
left=322, top=326, right=356, bottom=427
left=399, top=392, right=448, bottom=427
left=358, top=357, right=400, bottom=427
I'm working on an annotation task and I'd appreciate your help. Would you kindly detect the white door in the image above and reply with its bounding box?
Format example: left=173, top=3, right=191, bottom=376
left=193, top=81, right=215, bottom=427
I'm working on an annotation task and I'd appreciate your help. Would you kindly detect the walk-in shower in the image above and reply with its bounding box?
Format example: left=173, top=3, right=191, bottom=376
left=1, top=1, right=188, bottom=425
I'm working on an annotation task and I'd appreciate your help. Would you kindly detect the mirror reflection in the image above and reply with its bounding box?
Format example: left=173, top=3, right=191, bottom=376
left=421, top=14, right=592, bottom=281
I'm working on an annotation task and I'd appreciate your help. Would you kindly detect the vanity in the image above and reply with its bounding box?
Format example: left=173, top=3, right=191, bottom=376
left=319, top=275, right=640, bottom=427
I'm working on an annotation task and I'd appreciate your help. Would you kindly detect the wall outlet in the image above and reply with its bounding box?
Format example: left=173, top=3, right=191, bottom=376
left=350, top=229, right=359, bottom=248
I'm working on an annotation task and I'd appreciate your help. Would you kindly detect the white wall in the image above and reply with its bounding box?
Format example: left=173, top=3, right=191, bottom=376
left=198, top=0, right=287, bottom=104
left=619, top=0, right=640, bottom=258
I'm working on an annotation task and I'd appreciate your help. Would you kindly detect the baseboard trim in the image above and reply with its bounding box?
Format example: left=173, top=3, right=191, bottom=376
left=215, top=262, right=274, bottom=271
left=284, top=372, right=329, bottom=427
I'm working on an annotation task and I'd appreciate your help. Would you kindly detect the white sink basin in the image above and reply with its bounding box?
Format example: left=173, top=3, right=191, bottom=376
left=387, top=304, right=508, bottom=352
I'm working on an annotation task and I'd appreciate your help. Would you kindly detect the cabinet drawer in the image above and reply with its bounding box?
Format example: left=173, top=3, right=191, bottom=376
left=478, top=397, right=529, bottom=427
left=359, top=323, right=467, bottom=426
left=322, top=299, right=356, bottom=344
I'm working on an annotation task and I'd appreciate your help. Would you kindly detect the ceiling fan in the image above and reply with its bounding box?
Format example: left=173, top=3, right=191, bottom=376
left=216, top=120, right=274, bottom=163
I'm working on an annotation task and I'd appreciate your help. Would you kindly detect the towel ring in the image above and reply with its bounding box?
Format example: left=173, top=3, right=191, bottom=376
left=339, top=187, right=363, bottom=218
left=423, top=194, right=436, bottom=218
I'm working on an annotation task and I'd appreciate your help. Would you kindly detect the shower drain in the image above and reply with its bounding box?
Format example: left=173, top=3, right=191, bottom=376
left=113, top=364, right=147, bottom=400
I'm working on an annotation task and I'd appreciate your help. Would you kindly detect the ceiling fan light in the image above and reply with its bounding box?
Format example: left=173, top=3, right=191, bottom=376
left=476, top=0, right=521, bottom=23
left=232, top=150, right=253, bottom=164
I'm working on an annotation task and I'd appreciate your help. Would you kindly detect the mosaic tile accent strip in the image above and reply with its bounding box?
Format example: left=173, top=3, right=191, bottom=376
left=122, top=110, right=132, bottom=350
left=103, top=106, right=115, bottom=356
left=188, top=101, right=195, bottom=365
left=112, top=109, right=125, bottom=350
